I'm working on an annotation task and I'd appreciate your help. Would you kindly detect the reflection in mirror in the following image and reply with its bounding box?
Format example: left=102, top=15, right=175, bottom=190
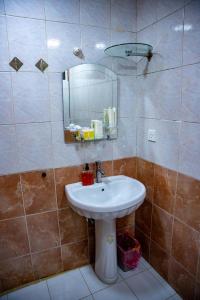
left=63, top=64, right=118, bottom=143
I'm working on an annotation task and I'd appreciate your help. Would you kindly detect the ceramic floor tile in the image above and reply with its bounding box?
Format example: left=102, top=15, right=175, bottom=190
left=126, top=269, right=172, bottom=300
left=7, top=281, right=50, bottom=300
left=2, top=263, right=179, bottom=300
left=80, top=296, right=94, bottom=300
left=167, top=294, right=182, bottom=300
left=118, top=259, right=146, bottom=279
left=92, top=282, right=137, bottom=300
left=80, top=265, right=122, bottom=293
left=149, top=268, right=176, bottom=297
left=140, top=257, right=152, bottom=269
left=47, top=269, right=90, bottom=300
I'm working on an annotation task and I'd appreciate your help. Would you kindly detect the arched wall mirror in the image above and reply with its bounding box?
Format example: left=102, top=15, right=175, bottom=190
left=63, top=64, right=118, bottom=143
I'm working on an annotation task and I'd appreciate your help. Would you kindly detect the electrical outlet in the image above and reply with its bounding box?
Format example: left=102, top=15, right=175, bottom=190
left=148, top=129, right=157, bottom=142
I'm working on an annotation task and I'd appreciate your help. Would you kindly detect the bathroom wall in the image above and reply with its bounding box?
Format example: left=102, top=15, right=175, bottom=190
left=0, top=0, right=137, bottom=293
left=1, top=0, right=200, bottom=297
left=0, top=0, right=137, bottom=176
left=135, top=1, right=200, bottom=299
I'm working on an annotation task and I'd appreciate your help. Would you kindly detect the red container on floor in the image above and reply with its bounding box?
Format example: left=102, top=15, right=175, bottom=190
left=117, top=232, right=141, bottom=272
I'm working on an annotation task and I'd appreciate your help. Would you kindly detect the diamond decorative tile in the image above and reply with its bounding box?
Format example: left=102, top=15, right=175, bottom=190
left=35, top=59, right=48, bottom=72
left=9, top=57, right=23, bottom=71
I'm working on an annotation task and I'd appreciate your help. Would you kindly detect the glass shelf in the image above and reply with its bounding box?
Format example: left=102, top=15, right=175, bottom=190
left=104, top=43, right=153, bottom=61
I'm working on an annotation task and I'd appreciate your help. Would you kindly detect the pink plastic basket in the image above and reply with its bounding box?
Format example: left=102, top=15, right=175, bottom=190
left=117, top=232, right=141, bottom=272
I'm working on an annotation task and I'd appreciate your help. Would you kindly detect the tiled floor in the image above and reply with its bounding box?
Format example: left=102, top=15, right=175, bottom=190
left=0, top=258, right=182, bottom=300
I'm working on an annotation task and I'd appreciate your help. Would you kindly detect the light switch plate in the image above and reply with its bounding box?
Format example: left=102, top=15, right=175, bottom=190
left=148, top=129, right=157, bottom=142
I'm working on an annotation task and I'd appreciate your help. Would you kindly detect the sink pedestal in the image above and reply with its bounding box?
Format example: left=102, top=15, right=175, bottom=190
left=95, top=219, right=118, bottom=284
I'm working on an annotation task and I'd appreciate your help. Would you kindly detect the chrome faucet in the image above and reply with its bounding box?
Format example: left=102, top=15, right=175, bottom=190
left=95, top=161, right=105, bottom=183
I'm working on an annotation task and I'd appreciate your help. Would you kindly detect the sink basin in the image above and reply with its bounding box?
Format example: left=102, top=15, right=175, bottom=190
left=65, top=175, right=146, bottom=284
left=65, top=175, right=146, bottom=220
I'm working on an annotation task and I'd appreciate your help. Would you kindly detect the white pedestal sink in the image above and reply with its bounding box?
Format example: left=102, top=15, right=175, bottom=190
left=65, top=175, right=146, bottom=284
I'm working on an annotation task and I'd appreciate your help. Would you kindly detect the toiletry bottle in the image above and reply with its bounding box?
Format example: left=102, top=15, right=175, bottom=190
left=81, top=163, right=94, bottom=186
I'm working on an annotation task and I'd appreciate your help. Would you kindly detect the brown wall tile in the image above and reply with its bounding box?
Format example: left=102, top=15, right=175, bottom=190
left=135, top=227, right=150, bottom=261
left=172, top=219, right=199, bottom=275
left=88, top=220, right=95, bottom=264
left=197, top=256, right=200, bottom=283
left=150, top=240, right=169, bottom=280
left=113, top=157, right=137, bottom=178
left=55, top=165, right=82, bottom=209
left=90, top=160, right=113, bottom=178
left=87, top=160, right=113, bottom=181
left=117, top=225, right=135, bottom=237
left=32, top=247, right=62, bottom=279
left=175, top=173, right=200, bottom=232
left=0, top=255, right=34, bottom=291
left=136, top=158, right=154, bottom=202
left=27, top=211, right=59, bottom=252
left=58, top=208, right=87, bottom=245
left=0, top=280, right=3, bottom=293
left=195, top=283, right=200, bottom=300
left=101, top=160, right=113, bottom=177
left=168, top=257, right=195, bottom=299
left=61, top=240, right=89, bottom=270
left=151, top=206, right=173, bottom=252
left=88, top=236, right=95, bottom=264
left=0, top=174, right=24, bottom=220
left=116, top=212, right=135, bottom=230
left=21, top=170, right=57, bottom=215
left=154, top=165, right=177, bottom=213
left=135, top=200, right=152, bottom=236
left=0, top=217, right=29, bottom=260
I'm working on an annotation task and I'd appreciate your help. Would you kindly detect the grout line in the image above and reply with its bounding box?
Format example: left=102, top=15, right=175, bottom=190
left=149, top=269, right=177, bottom=298
left=79, top=267, right=94, bottom=296
left=137, top=1, right=193, bottom=33
left=4, top=12, right=137, bottom=34
left=0, top=240, right=87, bottom=265
left=0, top=208, right=57, bottom=222
left=195, top=251, right=200, bottom=283
left=52, top=168, right=63, bottom=269
left=150, top=235, right=197, bottom=282
left=181, top=6, right=185, bottom=67
left=45, top=280, right=53, bottom=300
left=137, top=60, right=200, bottom=77
left=19, top=174, right=35, bottom=279
left=170, top=256, right=197, bottom=280
left=153, top=201, right=200, bottom=235
left=122, top=279, right=140, bottom=300
left=170, top=164, right=179, bottom=258
left=121, top=116, right=200, bottom=125
left=148, top=160, right=155, bottom=261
